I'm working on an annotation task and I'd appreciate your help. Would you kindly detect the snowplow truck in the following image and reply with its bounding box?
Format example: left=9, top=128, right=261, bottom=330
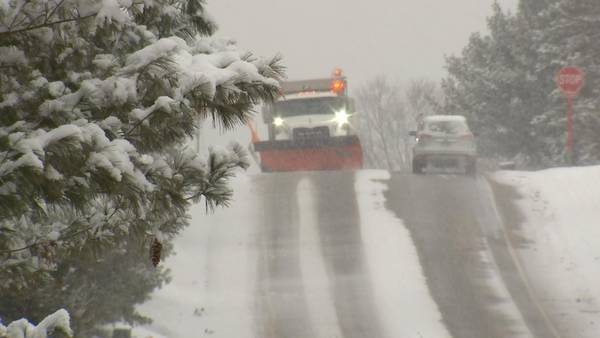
left=253, top=69, right=363, bottom=172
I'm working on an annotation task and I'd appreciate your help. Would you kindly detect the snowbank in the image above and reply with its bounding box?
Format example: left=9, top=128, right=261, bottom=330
left=355, top=170, right=451, bottom=338
left=493, top=165, right=600, bottom=337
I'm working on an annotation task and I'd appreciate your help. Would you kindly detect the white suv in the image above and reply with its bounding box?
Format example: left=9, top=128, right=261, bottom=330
left=410, top=115, right=477, bottom=175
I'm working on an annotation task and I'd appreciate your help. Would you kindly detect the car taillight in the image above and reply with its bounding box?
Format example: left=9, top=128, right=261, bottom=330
left=417, top=133, right=431, bottom=142
left=460, top=133, right=474, bottom=140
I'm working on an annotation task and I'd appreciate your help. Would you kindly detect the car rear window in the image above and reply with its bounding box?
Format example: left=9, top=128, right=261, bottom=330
left=425, top=120, right=469, bottom=134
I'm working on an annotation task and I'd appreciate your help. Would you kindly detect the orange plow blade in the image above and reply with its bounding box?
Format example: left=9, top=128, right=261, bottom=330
left=254, top=136, right=363, bottom=172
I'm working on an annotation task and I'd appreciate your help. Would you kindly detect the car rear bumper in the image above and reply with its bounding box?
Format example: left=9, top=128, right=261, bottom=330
left=413, top=152, right=477, bottom=172
left=414, top=150, right=477, bottom=159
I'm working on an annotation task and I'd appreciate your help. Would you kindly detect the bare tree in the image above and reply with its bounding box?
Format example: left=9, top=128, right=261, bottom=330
left=406, top=78, right=444, bottom=122
left=356, top=77, right=443, bottom=171
left=356, top=76, right=406, bottom=171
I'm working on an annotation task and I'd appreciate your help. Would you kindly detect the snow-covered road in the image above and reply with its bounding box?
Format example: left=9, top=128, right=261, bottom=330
left=137, top=171, right=450, bottom=338
left=136, top=168, right=598, bottom=338
left=385, top=173, right=533, bottom=338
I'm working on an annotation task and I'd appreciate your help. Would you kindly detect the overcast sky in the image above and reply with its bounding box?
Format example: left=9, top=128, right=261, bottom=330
left=207, top=0, right=518, bottom=87
left=201, top=0, right=518, bottom=147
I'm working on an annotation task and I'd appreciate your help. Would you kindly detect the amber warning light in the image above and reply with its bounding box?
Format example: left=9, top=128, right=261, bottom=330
left=330, top=79, right=345, bottom=93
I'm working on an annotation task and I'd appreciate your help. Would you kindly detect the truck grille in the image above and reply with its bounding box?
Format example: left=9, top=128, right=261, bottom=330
left=293, top=127, right=330, bottom=140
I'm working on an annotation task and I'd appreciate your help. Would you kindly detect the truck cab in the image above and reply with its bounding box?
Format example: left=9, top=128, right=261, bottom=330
left=253, top=68, right=363, bottom=172
left=262, top=70, right=358, bottom=141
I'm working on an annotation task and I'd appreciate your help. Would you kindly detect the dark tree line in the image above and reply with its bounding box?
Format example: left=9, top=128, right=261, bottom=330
left=443, top=0, right=600, bottom=168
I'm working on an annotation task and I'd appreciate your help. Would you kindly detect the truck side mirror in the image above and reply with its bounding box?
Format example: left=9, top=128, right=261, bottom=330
left=261, top=104, right=273, bottom=123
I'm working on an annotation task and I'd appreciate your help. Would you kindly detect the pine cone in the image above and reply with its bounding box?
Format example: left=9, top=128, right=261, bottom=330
left=39, top=241, right=58, bottom=263
left=150, top=238, right=162, bottom=267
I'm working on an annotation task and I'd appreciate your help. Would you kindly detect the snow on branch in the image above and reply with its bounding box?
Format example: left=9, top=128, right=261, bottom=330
left=0, top=309, right=73, bottom=338
left=0, top=0, right=283, bottom=285
left=121, top=36, right=281, bottom=100
left=0, top=0, right=133, bottom=35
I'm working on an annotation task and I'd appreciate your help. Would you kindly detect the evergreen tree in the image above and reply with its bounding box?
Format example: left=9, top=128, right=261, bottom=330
left=0, top=236, right=171, bottom=336
left=443, top=0, right=600, bottom=167
left=0, top=0, right=283, bottom=334
left=519, top=0, right=558, bottom=21
left=443, top=4, right=543, bottom=164
left=530, top=0, right=600, bottom=163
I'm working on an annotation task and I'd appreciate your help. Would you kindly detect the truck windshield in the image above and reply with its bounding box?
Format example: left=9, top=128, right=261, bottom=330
left=274, top=96, right=346, bottom=117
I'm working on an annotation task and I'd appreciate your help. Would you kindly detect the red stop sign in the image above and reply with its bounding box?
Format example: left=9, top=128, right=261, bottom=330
left=556, top=66, right=584, bottom=97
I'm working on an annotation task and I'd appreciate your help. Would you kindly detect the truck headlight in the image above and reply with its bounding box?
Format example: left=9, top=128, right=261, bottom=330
left=273, top=117, right=284, bottom=127
left=333, top=110, right=350, bottom=126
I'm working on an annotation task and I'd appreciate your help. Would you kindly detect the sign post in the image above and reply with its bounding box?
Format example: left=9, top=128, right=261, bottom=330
left=555, top=66, right=584, bottom=165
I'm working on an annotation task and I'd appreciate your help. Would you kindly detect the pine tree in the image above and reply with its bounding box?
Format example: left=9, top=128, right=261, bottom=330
left=443, top=4, right=545, bottom=164
left=0, top=235, right=171, bottom=336
left=0, top=0, right=284, bottom=333
left=519, top=0, right=558, bottom=21
left=530, top=0, right=600, bottom=163
left=442, top=0, right=600, bottom=167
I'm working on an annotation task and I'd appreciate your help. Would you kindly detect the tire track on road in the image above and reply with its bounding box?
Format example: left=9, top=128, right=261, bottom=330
left=254, top=173, right=317, bottom=338
left=384, top=174, right=522, bottom=338
left=310, top=171, right=386, bottom=338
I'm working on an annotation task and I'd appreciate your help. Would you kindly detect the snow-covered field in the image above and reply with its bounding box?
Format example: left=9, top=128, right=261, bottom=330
left=493, top=165, right=600, bottom=337
left=134, top=171, right=450, bottom=338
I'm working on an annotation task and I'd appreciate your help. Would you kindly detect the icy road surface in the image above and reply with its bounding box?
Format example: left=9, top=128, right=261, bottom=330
left=136, top=170, right=588, bottom=338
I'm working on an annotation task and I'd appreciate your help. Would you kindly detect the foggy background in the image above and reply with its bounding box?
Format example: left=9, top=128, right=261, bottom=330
left=200, top=0, right=518, bottom=150
left=208, top=0, right=518, bottom=84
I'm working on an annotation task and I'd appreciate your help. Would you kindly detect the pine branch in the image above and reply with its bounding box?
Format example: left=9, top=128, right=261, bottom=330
left=0, top=13, right=96, bottom=37
left=262, top=54, right=286, bottom=80
left=1, top=0, right=150, bottom=37
left=0, top=221, right=97, bottom=255
left=0, top=241, right=39, bottom=254
left=44, top=0, right=67, bottom=25
left=7, top=0, right=33, bottom=29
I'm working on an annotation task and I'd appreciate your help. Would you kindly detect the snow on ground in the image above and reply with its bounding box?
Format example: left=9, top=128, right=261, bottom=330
left=493, top=165, right=600, bottom=337
left=475, top=243, right=532, bottom=338
left=135, top=173, right=259, bottom=338
left=355, top=170, right=452, bottom=338
left=135, top=170, right=454, bottom=338
left=474, top=178, right=535, bottom=338
left=297, top=178, right=344, bottom=338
